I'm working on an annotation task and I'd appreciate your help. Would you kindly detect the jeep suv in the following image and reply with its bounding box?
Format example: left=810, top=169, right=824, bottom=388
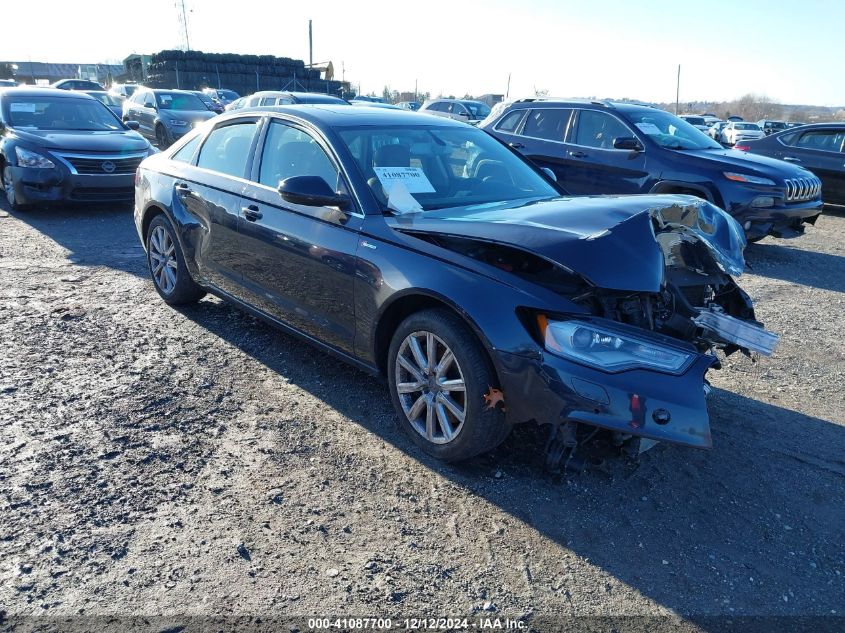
left=481, top=99, right=823, bottom=240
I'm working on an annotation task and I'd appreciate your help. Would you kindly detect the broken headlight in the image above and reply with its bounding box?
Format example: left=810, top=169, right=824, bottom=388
left=537, top=317, right=694, bottom=374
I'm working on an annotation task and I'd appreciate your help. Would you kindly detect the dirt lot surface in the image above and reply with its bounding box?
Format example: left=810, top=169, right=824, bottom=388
left=0, top=198, right=843, bottom=631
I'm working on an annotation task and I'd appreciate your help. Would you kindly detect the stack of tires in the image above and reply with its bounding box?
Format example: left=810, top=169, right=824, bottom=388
left=145, top=50, right=343, bottom=97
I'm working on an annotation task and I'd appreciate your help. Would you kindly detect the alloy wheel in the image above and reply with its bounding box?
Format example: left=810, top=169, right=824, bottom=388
left=156, top=126, right=168, bottom=148
left=395, top=330, right=467, bottom=444
left=148, top=225, right=178, bottom=294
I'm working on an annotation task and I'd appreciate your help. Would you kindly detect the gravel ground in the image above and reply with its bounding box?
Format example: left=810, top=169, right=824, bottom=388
left=0, top=199, right=843, bottom=631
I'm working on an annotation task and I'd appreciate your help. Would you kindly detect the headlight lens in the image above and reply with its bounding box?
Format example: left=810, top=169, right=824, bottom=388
left=724, top=172, right=776, bottom=186
left=538, top=317, right=694, bottom=374
left=15, top=147, right=55, bottom=169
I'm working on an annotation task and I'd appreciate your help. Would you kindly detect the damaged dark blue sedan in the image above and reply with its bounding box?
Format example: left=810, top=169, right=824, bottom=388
left=134, top=106, right=778, bottom=464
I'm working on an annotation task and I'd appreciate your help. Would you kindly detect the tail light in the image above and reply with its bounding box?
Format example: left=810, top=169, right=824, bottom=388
left=734, top=143, right=751, bottom=152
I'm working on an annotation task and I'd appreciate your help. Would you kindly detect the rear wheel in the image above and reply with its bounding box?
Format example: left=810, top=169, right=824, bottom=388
left=146, top=214, right=205, bottom=305
left=2, top=166, right=30, bottom=212
left=387, top=309, right=510, bottom=462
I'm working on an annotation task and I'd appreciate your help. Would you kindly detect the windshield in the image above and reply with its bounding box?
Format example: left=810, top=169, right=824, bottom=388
left=626, top=109, right=722, bottom=150
left=4, top=95, right=123, bottom=131
left=218, top=90, right=239, bottom=100
left=462, top=101, right=492, bottom=118
left=682, top=116, right=706, bottom=126
left=339, top=125, right=559, bottom=213
left=156, top=92, right=207, bottom=111
left=88, top=92, right=121, bottom=107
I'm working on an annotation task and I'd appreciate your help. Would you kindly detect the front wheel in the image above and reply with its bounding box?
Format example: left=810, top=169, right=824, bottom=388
left=155, top=125, right=170, bottom=149
left=3, top=166, right=30, bottom=212
left=146, top=214, right=206, bottom=305
left=387, top=309, right=510, bottom=462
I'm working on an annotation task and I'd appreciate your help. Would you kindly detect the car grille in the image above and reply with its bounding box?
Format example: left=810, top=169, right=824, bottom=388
left=54, top=153, right=146, bottom=175
left=69, top=187, right=135, bottom=202
left=784, top=176, right=821, bottom=202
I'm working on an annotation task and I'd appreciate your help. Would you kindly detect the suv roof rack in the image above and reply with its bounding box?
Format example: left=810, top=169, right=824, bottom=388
left=514, top=97, right=614, bottom=108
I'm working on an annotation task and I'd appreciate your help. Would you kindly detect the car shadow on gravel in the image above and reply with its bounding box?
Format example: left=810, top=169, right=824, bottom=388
left=0, top=202, right=146, bottom=278
left=177, top=297, right=845, bottom=621
left=745, top=241, right=845, bottom=293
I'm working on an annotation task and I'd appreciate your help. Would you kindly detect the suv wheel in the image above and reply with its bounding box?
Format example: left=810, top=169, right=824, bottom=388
left=387, top=309, right=510, bottom=462
left=155, top=125, right=170, bottom=149
left=146, top=215, right=205, bottom=305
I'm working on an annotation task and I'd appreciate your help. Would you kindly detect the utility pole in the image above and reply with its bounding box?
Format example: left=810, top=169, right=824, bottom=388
left=675, top=64, right=680, bottom=115
left=308, top=20, right=313, bottom=92
left=178, top=0, right=191, bottom=51
left=506, top=73, right=511, bottom=99
left=415, top=78, right=418, bottom=102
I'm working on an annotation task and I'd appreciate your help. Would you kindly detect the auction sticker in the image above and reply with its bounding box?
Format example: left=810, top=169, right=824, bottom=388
left=374, top=167, right=435, bottom=194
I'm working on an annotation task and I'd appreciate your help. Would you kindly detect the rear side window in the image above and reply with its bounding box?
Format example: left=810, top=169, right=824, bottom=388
left=794, top=129, right=845, bottom=152
left=574, top=110, right=632, bottom=149
left=196, top=122, right=257, bottom=178
left=522, top=108, right=573, bottom=142
left=495, top=109, right=526, bottom=133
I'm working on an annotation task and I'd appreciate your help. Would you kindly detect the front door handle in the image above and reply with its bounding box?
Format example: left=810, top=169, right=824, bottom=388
left=243, top=204, right=262, bottom=221
left=783, top=156, right=801, bottom=163
left=569, top=151, right=587, bottom=158
left=508, top=142, right=525, bottom=149
left=175, top=182, right=193, bottom=195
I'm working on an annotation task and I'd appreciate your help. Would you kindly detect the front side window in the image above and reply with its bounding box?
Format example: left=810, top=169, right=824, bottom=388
left=338, top=125, right=559, bottom=212
left=794, top=129, right=845, bottom=152
left=3, top=96, right=122, bottom=131
left=258, top=121, right=339, bottom=190
left=522, top=108, right=573, bottom=142
left=196, top=122, right=257, bottom=178
left=574, top=110, right=633, bottom=149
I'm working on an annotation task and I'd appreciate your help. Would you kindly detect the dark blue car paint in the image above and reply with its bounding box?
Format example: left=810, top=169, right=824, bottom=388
left=134, top=106, right=763, bottom=450
left=482, top=100, right=824, bottom=240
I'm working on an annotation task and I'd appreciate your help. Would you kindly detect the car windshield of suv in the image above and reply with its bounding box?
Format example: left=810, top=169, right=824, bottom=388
left=735, top=123, right=760, bottom=131
left=339, top=125, right=559, bottom=213
left=462, top=101, right=491, bottom=118
left=156, top=92, right=206, bottom=111
left=217, top=90, right=239, bottom=100
left=627, top=110, right=722, bottom=150
left=683, top=116, right=706, bottom=126
left=4, top=96, right=123, bottom=131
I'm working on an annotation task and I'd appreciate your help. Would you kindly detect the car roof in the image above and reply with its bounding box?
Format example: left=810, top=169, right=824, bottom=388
left=501, top=98, right=661, bottom=114
left=224, top=104, right=467, bottom=128
left=148, top=88, right=201, bottom=94
left=777, top=122, right=844, bottom=132
left=0, top=87, right=96, bottom=100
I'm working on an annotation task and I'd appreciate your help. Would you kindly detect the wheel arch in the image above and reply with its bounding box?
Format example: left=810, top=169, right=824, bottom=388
left=649, top=180, right=721, bottom=207
left=372, top=290, right=502, bottom=383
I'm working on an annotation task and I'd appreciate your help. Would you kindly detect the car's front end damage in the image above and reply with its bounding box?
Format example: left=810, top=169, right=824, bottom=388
left=396, top=194, right=777, bottom=466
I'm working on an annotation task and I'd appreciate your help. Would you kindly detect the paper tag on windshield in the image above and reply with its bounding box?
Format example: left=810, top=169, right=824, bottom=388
left=374, top=167, right=435, bottom=194
left=386, top=182, right=423, bottom=215
left=635, top=122, right=662, bottom=135
left=10, top=102, right=36, bottom=113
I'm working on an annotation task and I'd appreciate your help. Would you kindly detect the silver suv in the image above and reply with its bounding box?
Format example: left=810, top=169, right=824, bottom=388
left=418, top=99, right=491, bottom=125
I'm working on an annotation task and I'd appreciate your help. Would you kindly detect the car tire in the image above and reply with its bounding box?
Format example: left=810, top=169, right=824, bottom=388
left=2, top=165, right=30, bottom=212
left=387, top=308, right=510, bottom=462
left=155, top=125, right=170, bottom=149
left=145, top=214, right=206, bottom=305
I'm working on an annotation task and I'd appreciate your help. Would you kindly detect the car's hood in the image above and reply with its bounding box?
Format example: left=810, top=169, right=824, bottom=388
left=11, top=128, right=150, bottom=152
left=390, top=194, right=746, bottom=292
left=673, top=148, right=812, bottom=178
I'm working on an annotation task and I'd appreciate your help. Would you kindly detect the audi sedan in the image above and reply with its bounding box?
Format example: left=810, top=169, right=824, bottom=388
left=134, top=106, right=776, bottom=464
left=1, top=88, right=155, bottom=210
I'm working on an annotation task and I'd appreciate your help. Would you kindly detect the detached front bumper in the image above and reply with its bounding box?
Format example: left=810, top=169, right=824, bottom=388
left=8, top=166, right=135, bottom=206
left=495, top=349, right=717, bottom=449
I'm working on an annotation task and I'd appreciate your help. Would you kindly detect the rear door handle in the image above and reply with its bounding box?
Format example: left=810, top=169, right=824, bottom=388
left=243, top=204, right=262, bottom=221
left=783, top=156, right=801, bottom=162
left=568, top=151, right=587, bottom=158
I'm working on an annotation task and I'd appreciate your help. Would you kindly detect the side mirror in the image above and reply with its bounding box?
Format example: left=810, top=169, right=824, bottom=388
left=613, top=136, right=643, bottom=151
left=279, top=176, right=349, bottom=208
left=144, top=101, right=156, bottom=110
left=125, top=120, right=140, bottom=130
left=541, top=167, right=557, bottom=182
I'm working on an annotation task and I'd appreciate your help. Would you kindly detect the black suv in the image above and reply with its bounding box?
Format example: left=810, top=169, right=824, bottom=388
left=481, top=100, right=823, bottom=240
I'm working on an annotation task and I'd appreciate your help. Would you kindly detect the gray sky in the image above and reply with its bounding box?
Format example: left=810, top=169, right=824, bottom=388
left=3, top=0, right=843, bottom=106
